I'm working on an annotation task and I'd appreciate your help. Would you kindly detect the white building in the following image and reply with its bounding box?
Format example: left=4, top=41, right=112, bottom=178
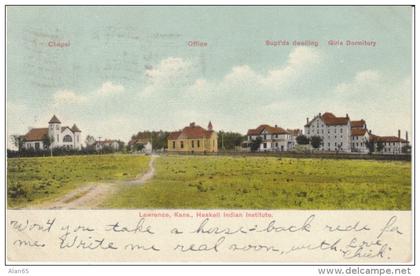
left=305, top=112, right=410, bottom=154
left=304, top=112, right=352, bottom=152
left=350, top=119, right=370, bottom=153
left=244, top=124, right=301, bottom=152
left=94, top=139, right=121, bottom=151
left=22, top=115, right=82, bottom=150
left=369, top=130, right=410, bottom=155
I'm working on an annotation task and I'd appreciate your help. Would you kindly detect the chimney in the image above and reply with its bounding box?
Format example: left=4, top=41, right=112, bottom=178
left=275, top=124, right=278, bottom=128
left=405, top=131, right=408, bottom=142
left=346, top=113, right=349, bottom=118
left=190, top=122, right=195, bottom=127
left=306, top=117, right=309, bottom=124
left=368, top=130, right=372, bottom=135
left=398, top=129, right=401, bottom=139
left=318, top=113, right=321, bottom=117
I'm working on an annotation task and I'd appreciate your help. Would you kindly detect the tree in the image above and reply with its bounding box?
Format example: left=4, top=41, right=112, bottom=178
left=365, top=140, right=375, bottom=154
left=135, top=144, right=145, bottom=151
left=42, top=134, right=54, bottom=156
left=85, top=135, right=96, bottom=150
left=250, top=137, right=262, bottom=152
left=218, top=131, right=245, bottom=150
left=376, top=142, right=384, bottom=153
left=402, top=145, right=411, bottom=154
left=310, top=136, right=322, bottom=149
left=296, top=135, right=310, bottom=145
left=10, top=135, right=25, bottom=151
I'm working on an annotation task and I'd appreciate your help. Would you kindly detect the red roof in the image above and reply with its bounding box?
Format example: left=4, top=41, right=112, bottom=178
left=369, top=135, right=408, bottom=143
left=321, top=112, right=349, bottom=126
left=351, top=120, right=366, bottom=128
left=305, top=112, right=349, bottom=127
left=24, top=128, right=49, bottom=142
left=247, top=124, right=289, bottom=136
left=168, top=131, right=182, bottom=140
left=168, top=123, right=215, bottom=140
left=351, top=128, right=368, bottom=136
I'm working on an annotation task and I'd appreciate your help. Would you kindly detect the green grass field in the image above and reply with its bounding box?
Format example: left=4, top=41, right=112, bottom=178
left=7, top=155, right=150, bottom=208
left=102, top=156, right=411, bottom=210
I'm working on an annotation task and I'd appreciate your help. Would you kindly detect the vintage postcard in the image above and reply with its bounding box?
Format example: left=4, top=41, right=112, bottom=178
left=5, top=5, right=414, bottom=265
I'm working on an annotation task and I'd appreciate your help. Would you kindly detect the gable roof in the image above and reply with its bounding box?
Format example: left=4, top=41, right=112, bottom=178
left=321, top=112, right=349, bottom=126
left=247, top=124, right=289, bottom=136
left=48, top=115, right=61, bottom=124
left=24, top=128, right=49, bottom=142
left=351, top=128, right=368, bottom=136
left=168, top=131, right=182, bottom=140
left=61, top=126, right=72, bottom=132
left=129, top=138, right=150, bottom=145
left=369, top=134, right=408, bottom=143
left=305, top=112, right=350, bottom=127
left=168, top=123, right=215, bottom=140
left=351, top=120, right=366, bottom=128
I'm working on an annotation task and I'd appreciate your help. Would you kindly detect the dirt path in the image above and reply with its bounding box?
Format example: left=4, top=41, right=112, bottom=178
left=37, top=155, right=159, bottom=209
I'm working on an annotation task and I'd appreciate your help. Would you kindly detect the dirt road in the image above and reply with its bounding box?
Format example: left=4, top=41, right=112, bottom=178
left=37, top=155, right=158, bottom=209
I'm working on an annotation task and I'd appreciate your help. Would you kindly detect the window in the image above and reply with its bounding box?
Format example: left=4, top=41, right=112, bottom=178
left=340, top=128, right=343, bottom=133
left=172, top=141, right=175, bottom=148
left=77, top=136, right=79, bottom=142
left=56, top=125, right=59, bottom=130
left=264, top=134, right=266, bottom=140
left=197, top=140, right=200, bottom=148
left=63, top=135, right=73, bottom=142
left=57, top=134, right=59, bottom=142
left=263, top=143, right=267, bottom=149
left=192, top=140, right=195, bottom=148
left=181, top=141, right=184, bottom=149
left=35, top=142, right=40, bottom=150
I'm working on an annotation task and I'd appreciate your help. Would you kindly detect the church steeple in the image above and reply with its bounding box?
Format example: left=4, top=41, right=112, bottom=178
left=48, top=115, right=61, bottom=124
left=208, top=121, right=213, bottom=131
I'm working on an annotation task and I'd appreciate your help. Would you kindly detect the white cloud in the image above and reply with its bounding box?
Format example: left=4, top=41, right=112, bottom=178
left=261, top=47, right=321, bottom=88
left=335, top=70, right=381, bottom=94
left=96, top=81, right=124, bottom=96
left=53, top=89, right=88, bottom=105
left=323, top=71, right=412, bottom=137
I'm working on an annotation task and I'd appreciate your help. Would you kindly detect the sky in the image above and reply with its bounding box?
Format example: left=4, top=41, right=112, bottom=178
left=6, top=6, right=413, bottom=148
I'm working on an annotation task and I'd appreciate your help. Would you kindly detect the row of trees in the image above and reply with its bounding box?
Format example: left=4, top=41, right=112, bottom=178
left=129, top=131, right=170, bottom=151
left=296, top=135, right=322, bottom=149
left=217, top=131, right=246, bottom=151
